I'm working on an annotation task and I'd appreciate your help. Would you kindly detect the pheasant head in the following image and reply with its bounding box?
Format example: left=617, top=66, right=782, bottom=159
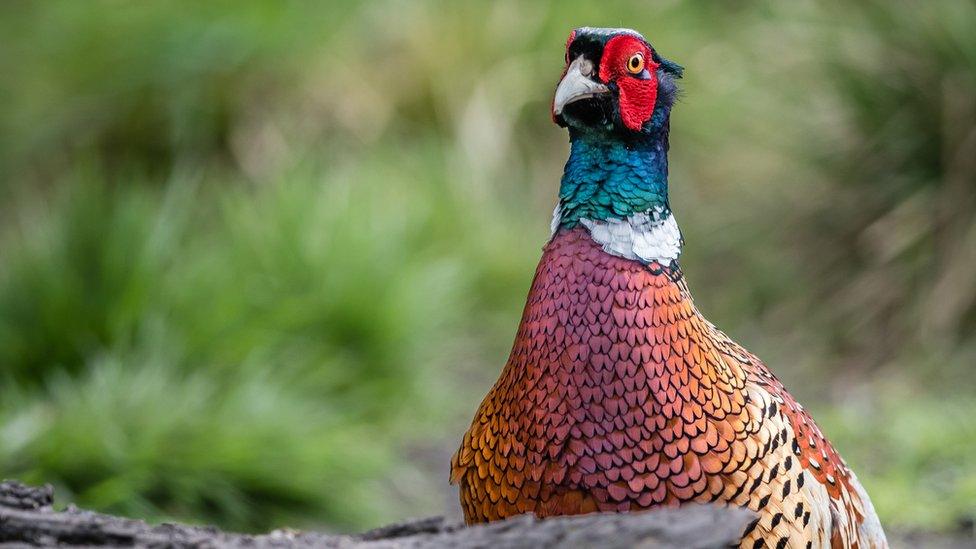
left=552, top=27, right=683, bottom=135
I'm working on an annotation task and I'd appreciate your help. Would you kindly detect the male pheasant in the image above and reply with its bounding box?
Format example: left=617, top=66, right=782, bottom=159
left=451, top=28, right=887, bottom=548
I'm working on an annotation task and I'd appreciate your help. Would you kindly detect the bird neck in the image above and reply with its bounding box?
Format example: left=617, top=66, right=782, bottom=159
left=553, top=122, right=680, bottom=266
left=556, top=126, right=670, bottom=227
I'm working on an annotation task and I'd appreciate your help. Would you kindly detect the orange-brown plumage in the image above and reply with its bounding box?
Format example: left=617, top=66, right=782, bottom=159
left=452, top=229, right=886, bottom=548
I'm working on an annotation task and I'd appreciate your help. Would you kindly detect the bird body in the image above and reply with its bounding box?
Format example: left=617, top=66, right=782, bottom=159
left=452, top=27, right=886, bottom=548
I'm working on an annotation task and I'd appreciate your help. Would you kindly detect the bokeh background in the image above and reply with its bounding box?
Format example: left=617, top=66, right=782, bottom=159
left=1, top=0, right=974, bottom=542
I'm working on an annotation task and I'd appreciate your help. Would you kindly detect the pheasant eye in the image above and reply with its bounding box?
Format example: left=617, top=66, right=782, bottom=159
left=626, top=53, right=644, bottom=74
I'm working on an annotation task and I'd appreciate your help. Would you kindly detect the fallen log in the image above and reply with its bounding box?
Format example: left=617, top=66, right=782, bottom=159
left=0, top=480, right=752, bottom=548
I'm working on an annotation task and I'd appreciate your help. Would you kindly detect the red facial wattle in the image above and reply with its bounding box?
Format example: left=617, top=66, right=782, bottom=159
left=599, top=35, right=660, bottom=131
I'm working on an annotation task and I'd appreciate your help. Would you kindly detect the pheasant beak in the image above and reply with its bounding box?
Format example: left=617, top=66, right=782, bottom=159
left=553, top=56, right=609, bottom=118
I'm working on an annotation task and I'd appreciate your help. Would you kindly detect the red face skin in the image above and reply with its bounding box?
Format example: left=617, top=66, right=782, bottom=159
left=599, top=35, right=661, bottom=131
left=556, top=33, right=662, bottom=132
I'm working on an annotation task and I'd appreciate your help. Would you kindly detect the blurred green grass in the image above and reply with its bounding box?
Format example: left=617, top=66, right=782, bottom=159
left=0, top=0, right=974, bottom=535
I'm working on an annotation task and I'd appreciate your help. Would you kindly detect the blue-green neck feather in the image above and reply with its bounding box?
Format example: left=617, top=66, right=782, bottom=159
left=558, top=117, right=671, bottom=228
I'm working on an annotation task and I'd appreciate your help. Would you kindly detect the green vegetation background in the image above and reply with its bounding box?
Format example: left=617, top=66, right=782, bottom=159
left=1, top=0, right=974, bottom=537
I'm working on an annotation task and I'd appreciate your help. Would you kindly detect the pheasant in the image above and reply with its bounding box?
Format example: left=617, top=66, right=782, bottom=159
left=451, top=28, right=887, bottom=548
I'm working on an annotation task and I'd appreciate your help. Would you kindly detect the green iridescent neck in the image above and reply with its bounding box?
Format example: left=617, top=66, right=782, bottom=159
left=557, top=128, right=670, bottom=228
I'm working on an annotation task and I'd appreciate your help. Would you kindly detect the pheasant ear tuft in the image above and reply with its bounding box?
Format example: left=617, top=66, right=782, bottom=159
left=658, top=57, right=684, bottom=79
